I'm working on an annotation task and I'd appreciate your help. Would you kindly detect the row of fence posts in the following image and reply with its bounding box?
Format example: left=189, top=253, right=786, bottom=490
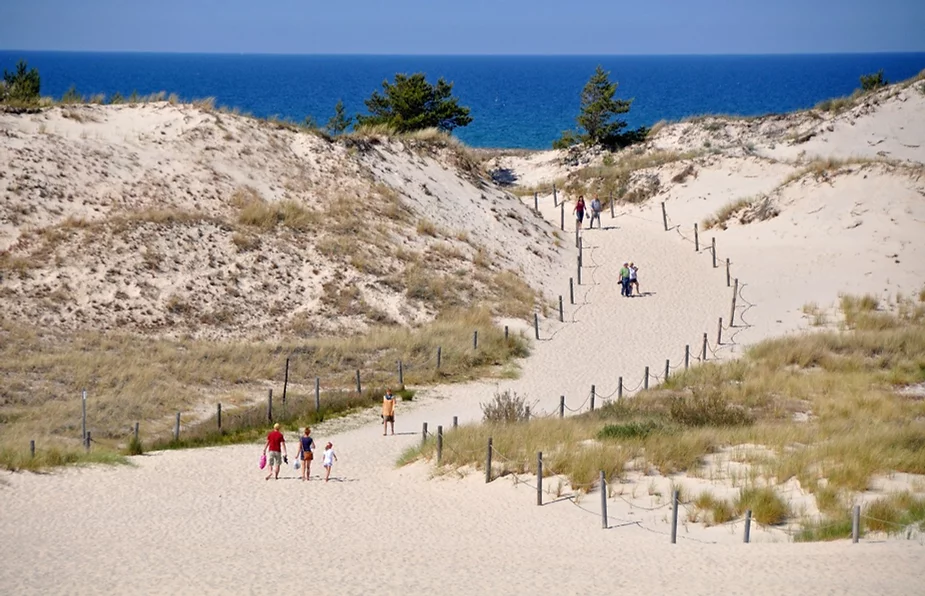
left=66, top=326, right=504, bottom=448
left=463, top=438, right=868, bottom=544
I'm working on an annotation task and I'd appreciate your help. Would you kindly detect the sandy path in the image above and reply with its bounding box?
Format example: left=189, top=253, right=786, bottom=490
left=2, top=195, right=923, bottom=595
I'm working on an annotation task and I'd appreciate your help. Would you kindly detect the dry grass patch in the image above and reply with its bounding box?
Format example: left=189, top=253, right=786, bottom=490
left=563, top=149, right=701, bottom=199
left=407, top=294, right=925, bottom=537
left=0, top=308, right=529, bottom=468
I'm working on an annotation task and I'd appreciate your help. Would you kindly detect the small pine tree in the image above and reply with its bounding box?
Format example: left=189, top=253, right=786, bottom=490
left=303, top=115, right=318, bottom=129
left=577, top=65, right=632, bottom=147
left=860, top=69, right=888, bottom=92
left=326, top=99, right=353, bottom=135
left=2, top=59, right=41, bottom=105
left=357, top=73, right=472, bottom=133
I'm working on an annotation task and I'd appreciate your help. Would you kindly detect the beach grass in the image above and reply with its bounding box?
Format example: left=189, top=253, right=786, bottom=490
left=0, top=308, right=529, bottom=469
left=406, top=292, right=925, bottom=537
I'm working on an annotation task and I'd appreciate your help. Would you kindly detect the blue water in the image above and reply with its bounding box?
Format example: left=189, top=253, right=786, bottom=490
left=2, top=52, right=924, bottom=149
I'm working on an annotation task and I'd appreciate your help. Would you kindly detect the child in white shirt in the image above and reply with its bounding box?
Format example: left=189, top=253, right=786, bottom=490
left=323, top=442, right=337, bottom=482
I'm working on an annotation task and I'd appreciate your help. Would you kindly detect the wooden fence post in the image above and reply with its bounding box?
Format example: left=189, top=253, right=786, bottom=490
left=534, top=192, right=538, bottom=211
left=717, top=317, right=723, bottom=346
left=559, top=395, right=565, bottom=418
left=684, top=345, right=690, bottom=369
left=852, top=505, right=860, bottom=543
left=744, top=509, right=752, bottom=543
left=453, top=416, right=458, bottom=429
left=553, top=184, right=558, bottom=207
left=315, top=377, right=321, bottom=411
left=485, top=438, right=493, bottom=483
left=665, top=359, right=670, bottom=381
left=437, top=346, right=442, bottom=369
left=534, top=313, right=539, bottom=340
left=590, top=385, right=596, bottom=412
left=134, top=422, right=139, bottom=442
left=267, top=389, right=273, bottom=422
left=610, top=191, right=615, bottom=218
left=694, top=223, right=699, bottom=251
left=473, top=330, right=478, bottom=350
left=217, top=403, right=222, bottom=430
left=355, top=370, right=362, bottom=394
left=536, top=452, right=543, bottom=506
left=577, top=259, right=582, bottom=285
left=661, top=202, right=668, bottom=231
left=569, top=278, right=575, bottom=304
left=559, top=296, right=564, bottom=322
left=702, top=333, right=708, bottom=361
left=711, top=237, right=717, bottom=268
left=618, top=377, right=623, bottom=400
left=726, top=257, right=731, bottom=287
left=560, top=202, right=564, bottom=231
left=644, top=366, right=649, bottom=390
left=398, top=360, right=404, bottom=386
left=600, top=471, right=608, bottom=529
left=81, top=389, right=87, bottom=444
left=421, top=422, right=428, bottom=447
left=504, top=325, right=509, bottom=340
left=730, top=278, right=739, bottom=327
left=175, top=412, right=181, bottom=442
left=282, top=357, right=290, bottom=404
left=671, top=489, right=679, bottom=544
left=30, top=440, right=35, bottom=459
left=85, top=431, right=91, bottom=452
left=437, top=426, right=443, bottom=465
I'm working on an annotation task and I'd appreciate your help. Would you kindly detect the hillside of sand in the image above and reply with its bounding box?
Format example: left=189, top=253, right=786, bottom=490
left=0, top=103, right=562, bottom=339
left=2, top=79, right=925, bottom=595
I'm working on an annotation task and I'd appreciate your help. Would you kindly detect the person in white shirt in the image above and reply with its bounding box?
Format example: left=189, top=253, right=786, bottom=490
left=322, top=442, right=338, bottom=482
left=629, top=262, right=639, bottom=296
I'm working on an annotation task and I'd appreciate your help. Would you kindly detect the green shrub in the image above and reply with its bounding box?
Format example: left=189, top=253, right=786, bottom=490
left=860, top=70, right=888, bottom=92
left=668, top=392, right=754, bottom=427
left=2, top=59, right=41, bottom=105
left=736, top=486, right=789, bottom=525
left=597, top=420, right=660, bottom=440
left=481, top=390, right=530, bottom=423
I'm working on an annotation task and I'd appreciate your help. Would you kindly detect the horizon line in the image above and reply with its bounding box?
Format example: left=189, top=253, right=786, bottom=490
left=3, top=49, right=925, bottom=58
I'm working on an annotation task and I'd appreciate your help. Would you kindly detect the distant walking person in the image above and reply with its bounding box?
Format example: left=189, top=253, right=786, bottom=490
left=322, top=442, right=338, bottom=482
left=382, top=388, right=396, bottom=436
left=263, top=423, right=288, bottom=481
left=574, top=196, right=587, bottom=231
left=629, top=262, right=640, bottom=296
left=589, top=196, right=602, bottom=229
left=619, top=262, right=631, bottom=297
left=297, top=427, right=315, bottom=481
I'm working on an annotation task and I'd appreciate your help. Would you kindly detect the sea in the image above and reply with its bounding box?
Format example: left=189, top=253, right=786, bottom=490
left=1, top=51, right=924, bottom=149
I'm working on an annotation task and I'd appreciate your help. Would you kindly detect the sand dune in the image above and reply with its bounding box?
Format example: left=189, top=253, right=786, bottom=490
left=3, top=82, right=925, bottom=593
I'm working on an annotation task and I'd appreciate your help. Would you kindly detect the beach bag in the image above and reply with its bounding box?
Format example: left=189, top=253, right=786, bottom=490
left=259, top=454, right=267, bottom=469
left=293, top=460, right=301, bottom=470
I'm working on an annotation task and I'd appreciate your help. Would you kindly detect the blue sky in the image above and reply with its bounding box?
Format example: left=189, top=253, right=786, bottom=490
left=2, top=0, right=923, bottom=54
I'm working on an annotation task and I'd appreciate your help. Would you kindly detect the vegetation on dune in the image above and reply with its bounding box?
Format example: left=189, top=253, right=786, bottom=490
left=356, top=72, right=472, bottom=133
left=554, top=66, right=648, bottom=150
left=1, top=59, right=41, bottom=106
left=406, top=292, right=925, bottom=538
left=0, top=308, right=529, bottom=470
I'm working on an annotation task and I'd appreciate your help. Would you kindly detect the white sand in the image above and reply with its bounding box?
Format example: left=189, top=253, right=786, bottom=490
left=3, top=85, right=925, bottom=594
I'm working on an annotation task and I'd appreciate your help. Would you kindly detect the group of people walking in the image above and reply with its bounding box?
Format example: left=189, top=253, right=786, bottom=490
left=619, top=262, right=640, bottom=297
left=260, top=389, right=399, bottom=481
left=262, top=422, right=337, bottom=482
left=573, top=195, right=603, bottom=230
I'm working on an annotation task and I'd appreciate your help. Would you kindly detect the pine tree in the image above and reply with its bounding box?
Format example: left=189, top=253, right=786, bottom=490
left=576, top=66, right=632, bottom=147
left=326, top=100, right=353, bottom=135
left=2, top=59, right=41, bottom=105
left=357, top=73, right=472, bottom=133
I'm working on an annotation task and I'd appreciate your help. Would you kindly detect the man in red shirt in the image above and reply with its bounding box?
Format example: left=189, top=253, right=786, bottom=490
left=263, top=423, right=288, bottom=480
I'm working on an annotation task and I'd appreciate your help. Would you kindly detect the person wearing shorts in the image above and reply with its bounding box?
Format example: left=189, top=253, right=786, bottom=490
left=297, top=427, right=315, bottom=481
left=382, top=388, right=396, bottom=436
left=263, top=423, right=287, bottom=481
left=589, top=196, right=602, bottom=229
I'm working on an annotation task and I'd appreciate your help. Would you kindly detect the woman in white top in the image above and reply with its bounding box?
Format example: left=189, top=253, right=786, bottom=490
left=629, top=263, right=639, bottom=296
